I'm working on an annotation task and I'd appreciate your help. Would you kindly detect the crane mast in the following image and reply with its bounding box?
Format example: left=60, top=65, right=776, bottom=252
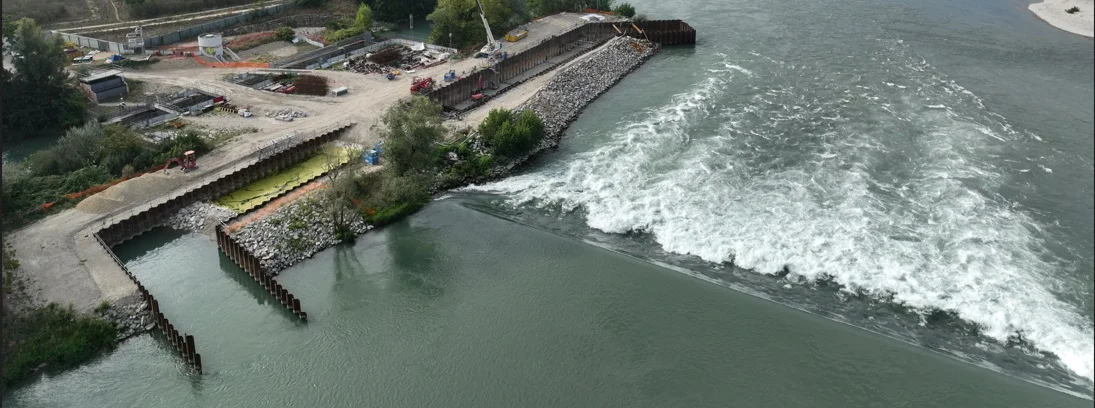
left=475, top=0, right=500, bottom=59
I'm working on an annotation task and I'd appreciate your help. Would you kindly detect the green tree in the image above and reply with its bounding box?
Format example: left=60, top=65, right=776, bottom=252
left=380, top=96, right=446, bottom=176
left=2, top=14, right=16, bottom=39
left=365, top=0, right=437, bottom=24
left=1, top=18, right=87, bottom=143
left=427, top=0, right=512, bottom=49
left=275, top=26, right=296, bottom=42
left=613, top=2, right=636, bottom=18
left=355, top=4, right=374, bottom=31
left=527, top=0, right=579, bottom=16
left=478, top=108, right=544, bottom=159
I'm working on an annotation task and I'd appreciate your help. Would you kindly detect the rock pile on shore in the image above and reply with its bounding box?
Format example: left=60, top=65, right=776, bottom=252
left=231, top=198, right=371, bottom=273
left=496, top=37, right=658, bottom=175
left=98, top=294, right=154, bottom=342
left=166, top=202, right=238, bottom=232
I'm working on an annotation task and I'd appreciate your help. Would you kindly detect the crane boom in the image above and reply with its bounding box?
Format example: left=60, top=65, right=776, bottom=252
left=475, top=0, right=499, bottom=57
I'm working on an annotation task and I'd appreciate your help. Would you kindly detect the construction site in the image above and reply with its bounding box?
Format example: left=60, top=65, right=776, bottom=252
left=8, top=9, right=696, bottom=374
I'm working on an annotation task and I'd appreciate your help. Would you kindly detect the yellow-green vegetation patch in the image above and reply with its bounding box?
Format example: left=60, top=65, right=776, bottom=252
left=216, top=147, right=352, bottom=213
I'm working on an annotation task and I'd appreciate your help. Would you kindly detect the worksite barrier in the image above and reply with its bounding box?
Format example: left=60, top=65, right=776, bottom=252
left=51, top=31, right=127, bottom=54
left=193, top=56, right=271, bottom=68
left=215, top=224, right=307, bottom=320
left=52, top=2, right=295, bottom=53
left=41, top=160, right=175, bottom=211
left=141, top=3, right=296, bottom=48
left=93, top=234, right=204, bottom=373
left=96, top=121, right=354, bottom=247
left=269, top=36, right=371, bottom=69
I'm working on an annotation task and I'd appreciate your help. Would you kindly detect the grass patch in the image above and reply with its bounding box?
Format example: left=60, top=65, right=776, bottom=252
left=2, top=303, right=117, bottom=387
left=226, top=32, right=278, bottom=52
left=209, top=127, right=258, bottom=147
left=249, top=53, right=279, bottom=63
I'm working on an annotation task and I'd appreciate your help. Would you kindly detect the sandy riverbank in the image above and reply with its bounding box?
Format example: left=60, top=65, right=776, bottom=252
left=1029, top=0, right=1094, bottom=37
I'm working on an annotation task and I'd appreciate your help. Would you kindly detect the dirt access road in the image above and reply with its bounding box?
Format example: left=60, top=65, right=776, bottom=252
left=7, top=13, right=604, bottom=313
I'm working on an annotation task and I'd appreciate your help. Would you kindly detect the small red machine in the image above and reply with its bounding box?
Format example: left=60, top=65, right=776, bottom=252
left=410, top=76, right=434, bottom=94
left=163, top=150, right=198, bottom=173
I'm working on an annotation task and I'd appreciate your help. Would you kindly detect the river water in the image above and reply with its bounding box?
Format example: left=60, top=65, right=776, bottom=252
left=5, top=0, right=1093, bottom=405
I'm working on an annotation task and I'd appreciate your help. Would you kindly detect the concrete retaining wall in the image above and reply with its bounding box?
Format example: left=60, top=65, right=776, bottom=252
left=52, top=2, right=297, bottom=53
left=144, top=3, right=296, bottom=47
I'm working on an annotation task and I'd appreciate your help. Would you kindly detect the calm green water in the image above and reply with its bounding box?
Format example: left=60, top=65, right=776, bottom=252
left=5, top=0, right=1094, bottom=404
left=2, top=200, right=1089, bottom=407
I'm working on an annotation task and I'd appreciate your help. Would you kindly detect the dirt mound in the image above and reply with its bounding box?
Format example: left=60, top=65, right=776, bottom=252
left=76, top=172, right=186, bottom=214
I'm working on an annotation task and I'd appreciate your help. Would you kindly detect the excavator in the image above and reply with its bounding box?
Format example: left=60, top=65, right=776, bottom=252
left=163, top=150, right=198, bottom=173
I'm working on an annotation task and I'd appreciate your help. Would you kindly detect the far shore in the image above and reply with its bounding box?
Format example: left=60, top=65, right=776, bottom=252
left=1029, top=0, right=1094, bottom=37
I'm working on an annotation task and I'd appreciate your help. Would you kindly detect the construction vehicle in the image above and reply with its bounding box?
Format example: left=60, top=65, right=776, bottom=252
left=474, top=0, right=501, bottom=60
left=505, top=29, right=528, bottom=42
left=163, top=150, right=198, bottom=173
left=410, top=76, right=434, bottom=94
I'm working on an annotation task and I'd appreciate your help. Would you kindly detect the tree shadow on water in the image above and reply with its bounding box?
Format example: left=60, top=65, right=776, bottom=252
left=332, top=242, right=365, bottom=284
left=387, top=226, right=448, bottom=299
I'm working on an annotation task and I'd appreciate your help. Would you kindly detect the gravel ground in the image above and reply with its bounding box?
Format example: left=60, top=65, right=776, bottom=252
left=231, top=196, right=370, bottom=273
left=237, top=41, right=297, bottom=59
left=164, top=202, right=238, bottom=232
left=77, top=173, right=186, bottom=214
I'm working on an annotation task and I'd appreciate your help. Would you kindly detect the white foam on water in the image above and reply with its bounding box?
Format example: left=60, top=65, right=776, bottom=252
left=466, top=55, right=1095, bottom=385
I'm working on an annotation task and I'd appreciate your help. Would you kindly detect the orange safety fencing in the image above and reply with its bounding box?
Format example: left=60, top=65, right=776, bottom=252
left=40, top=163, right=170, bottom=211
left=192, top=56, right=270, bottom=68
left=582, top=8, right=616, bottom=15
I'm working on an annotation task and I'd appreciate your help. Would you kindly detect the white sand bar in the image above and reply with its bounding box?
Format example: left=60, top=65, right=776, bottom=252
left=1029, top=0, right=1094, bottom=37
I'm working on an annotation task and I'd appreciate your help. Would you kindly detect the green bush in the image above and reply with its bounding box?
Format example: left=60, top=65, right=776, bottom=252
left=478, top=108, right=544, bottom=160
left=613, top=2, right=636, bottom=18
left=1, top=125, right=210, bottom=231
left=324, top=26, right=366, bottom=43
left=275, top=26, right=296, bottom=42
left=2, top=303, right=117, bottom=387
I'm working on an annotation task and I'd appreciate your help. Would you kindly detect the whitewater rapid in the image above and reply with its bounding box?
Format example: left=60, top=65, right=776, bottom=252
left=467, top=46, right=1095, bottom=385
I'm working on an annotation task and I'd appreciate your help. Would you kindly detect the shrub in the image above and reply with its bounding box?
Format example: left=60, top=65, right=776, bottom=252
left=355, top=3, right=373, bottom=31
left=275, top=26, right=296, bottom=42
left=1, top=303, right=116, bottom=387
left=1066, top=6, right=1080, bottom=13
left=478, top=108, right=545, bottom=160
left=613, top=2, right=636, bottom=18
left=323, top=26, right=366, bottom=43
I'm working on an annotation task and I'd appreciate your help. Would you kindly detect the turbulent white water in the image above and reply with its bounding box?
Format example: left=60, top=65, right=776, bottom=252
left=468, top=49, right=1095, bottom=384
